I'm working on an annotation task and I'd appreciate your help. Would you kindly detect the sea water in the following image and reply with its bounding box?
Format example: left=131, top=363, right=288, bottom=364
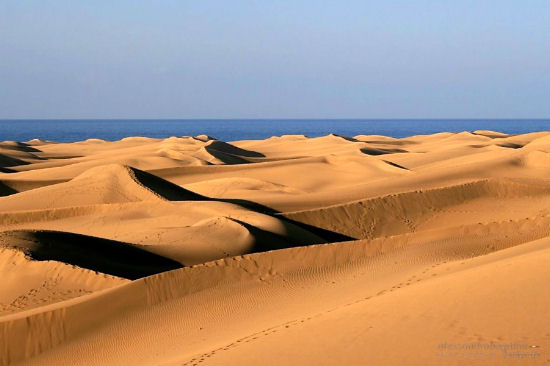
left=1, top=119, right=549, bottom=142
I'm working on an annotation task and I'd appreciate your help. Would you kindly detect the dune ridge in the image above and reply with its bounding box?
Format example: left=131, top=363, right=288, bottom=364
left=284, top=178, right=550, bottom=239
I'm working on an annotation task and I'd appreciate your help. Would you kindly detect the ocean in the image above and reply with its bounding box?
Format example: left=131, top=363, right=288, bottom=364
left=1, top=119, right=549, bottom=143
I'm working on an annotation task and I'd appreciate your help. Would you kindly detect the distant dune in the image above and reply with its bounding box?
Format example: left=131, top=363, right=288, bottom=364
left=1, top=131, right=549, bottom=365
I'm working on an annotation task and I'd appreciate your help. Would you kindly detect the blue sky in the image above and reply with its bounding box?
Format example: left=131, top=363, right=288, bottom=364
left=1, top=1, right=549, bottom=118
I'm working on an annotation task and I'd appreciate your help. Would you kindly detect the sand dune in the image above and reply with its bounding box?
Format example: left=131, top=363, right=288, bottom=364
left=0, top=164, right=203, bottom=211
left=1, top=131, right=549, bottom=365
left=2, top=219, right=549, bottom=365
left=284, top=178, right=550, bottom=239
left=0, top=245, right=126, bottom=316
left=0, top=230, right=182, bottom=279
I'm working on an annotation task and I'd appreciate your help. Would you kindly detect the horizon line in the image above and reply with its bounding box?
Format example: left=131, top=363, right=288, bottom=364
left=1, top=118, right=550, bottom=121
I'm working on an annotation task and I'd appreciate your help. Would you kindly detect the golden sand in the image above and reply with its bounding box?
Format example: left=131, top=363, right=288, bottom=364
left=1, top=131, right=548, bottom=365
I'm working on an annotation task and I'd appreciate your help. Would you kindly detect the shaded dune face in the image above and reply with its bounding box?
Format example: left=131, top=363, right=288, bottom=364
left=0, top=153, right=30, bottom=169
left=0, top=230, right=183, bottom=280
left=1, top=131, right=550, bottom=366
left=126, top=165, right=206, bottom=201
left=0, top=181, right=17, bottom=196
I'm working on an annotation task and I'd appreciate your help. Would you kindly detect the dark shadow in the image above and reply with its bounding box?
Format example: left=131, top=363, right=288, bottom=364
left=131, top=167, right=207, bottom=201
left=0, top=153, right=31, bottom=169
left=206, top=140, right=265, bottom=158
left=0, top=181, right=18, bottom=196
left=203, top=147, right=251, bottom=164
left=211, top=198, right=355, bottom=243
left=0, top=141, right=42, bottom=153
left=360, top=147, right=408, bottom=156
left=382, top=160, right=410, bottom=171
left=277, top=216, right=355, bottom=242
left=327, top=134, right=358, bottom=142
left=471, top=131, right=513, bottom=139
left=203, top=140, right=265, bottom=164
left=357, top=139, right=420, bottom=146
left=497, top=143, right=523, bottom=149
left=0, top=230, right=182, bottom=280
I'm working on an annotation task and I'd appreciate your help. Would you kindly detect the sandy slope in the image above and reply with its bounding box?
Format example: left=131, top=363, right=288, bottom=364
left=1, top=131, right=550, bottom=365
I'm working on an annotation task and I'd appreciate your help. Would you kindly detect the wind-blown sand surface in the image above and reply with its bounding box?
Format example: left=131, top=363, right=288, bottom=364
left=0, top=131, right=549, bottom=365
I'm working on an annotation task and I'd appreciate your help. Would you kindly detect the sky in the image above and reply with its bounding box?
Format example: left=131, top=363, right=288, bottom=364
left=0, top=1, right=549, bottom=119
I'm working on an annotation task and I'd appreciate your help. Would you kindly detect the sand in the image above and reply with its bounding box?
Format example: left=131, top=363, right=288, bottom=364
left=0, top=131, right=549, bottom=365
